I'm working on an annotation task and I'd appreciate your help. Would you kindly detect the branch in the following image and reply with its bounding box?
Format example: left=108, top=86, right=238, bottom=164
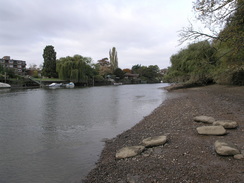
left=193, top=0, right=236, bottom=28
left=178, top=24, right=219, bottom=45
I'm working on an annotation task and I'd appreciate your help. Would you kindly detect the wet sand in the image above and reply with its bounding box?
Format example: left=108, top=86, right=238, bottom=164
left=83, top=84, right=244, bottom=183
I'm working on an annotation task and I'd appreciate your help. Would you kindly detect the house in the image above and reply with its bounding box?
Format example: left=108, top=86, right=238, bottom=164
left=124, top=73, right=139, bottom=79
left=123, top=73, right=141, bottom=84
left=0, top=56, right=26, bottom=74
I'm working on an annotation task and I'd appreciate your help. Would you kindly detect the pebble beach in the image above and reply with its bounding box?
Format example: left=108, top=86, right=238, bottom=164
left=83, top=84, right=244, bottom=183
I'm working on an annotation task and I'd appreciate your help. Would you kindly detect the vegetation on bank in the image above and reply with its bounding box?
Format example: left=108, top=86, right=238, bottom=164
left=0, top=64, right=17, bottom=80
left=40, top=46, right=163, bottom=86
left=56, top=55, right=95, bottom=85
left=163, top=0, right=244, bottom=86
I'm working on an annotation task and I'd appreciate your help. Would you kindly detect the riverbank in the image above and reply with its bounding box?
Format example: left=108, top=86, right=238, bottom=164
left=83, top=84, right=244, bottom=183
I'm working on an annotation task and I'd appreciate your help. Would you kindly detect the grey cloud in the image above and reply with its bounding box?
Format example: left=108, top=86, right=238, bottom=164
left=0, top=0, right=194, bottom=69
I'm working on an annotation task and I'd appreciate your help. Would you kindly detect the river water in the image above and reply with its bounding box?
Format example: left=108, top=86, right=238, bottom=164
left=0, top=83, right=168, bottom=183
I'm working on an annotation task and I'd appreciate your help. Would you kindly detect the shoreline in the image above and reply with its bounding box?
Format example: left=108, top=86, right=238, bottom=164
left=83, top=84, right=244, bottom=183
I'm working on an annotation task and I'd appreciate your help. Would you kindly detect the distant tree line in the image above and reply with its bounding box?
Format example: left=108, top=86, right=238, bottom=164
left=41, top=46, right=162, bottom=85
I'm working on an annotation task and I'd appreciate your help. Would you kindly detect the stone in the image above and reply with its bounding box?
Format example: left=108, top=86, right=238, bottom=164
left=193, top=116, right=215, bottom=124
left=214, top=140, right=240, bottom=156
left=234, top=154, right=244, bottom=160
left=196, top=126, right=226, bottom=135
left=115, top=146, right=145, bottom=159
left=142, top=135, right=167, bottom=147
left=213, top=120, right=238, bottom=129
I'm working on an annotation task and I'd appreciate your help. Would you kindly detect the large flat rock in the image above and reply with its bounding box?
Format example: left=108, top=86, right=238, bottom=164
left=196, top=126, right=226, bottom=135
left=142, top=135, right=167, bottom=147
left=213, top=120, right=238, bottom=129
left=115, top=146, right=145, bottom=159
left=194, top=116, right=215, bottom=124
left=214, top=140, right=240, bottom=156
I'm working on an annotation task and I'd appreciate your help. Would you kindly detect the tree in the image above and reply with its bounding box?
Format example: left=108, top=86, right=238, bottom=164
left=180, top=0, right=242, bottom=42
left=97, top=58, right=110, bottom=66
left=28, top=63, right=37, bottom=70
left=144, top=65, right=160, bottom=81
left=217, top=0, right=244, bottom=53
left=96, top=58, right=112, bottom=77
left=114, top=68, right=125, bottom=79
left=178, top=0, right=244, bottom=85
left=56, top=55, right=94, bottom=84
left=42, top=45, right=58, bottom=78
left=132, top=64, right=142, bottom=74
left=131, top=64, right=161, bottom=82
left=123, top=68, right=132, bottom=73
left=0, top=64, right=5, bottom=75
left=164, top=41, right=216, bottom=84
left=0, top=64, right=16, bottom=78
left=109, top=47, right=118, bottom=72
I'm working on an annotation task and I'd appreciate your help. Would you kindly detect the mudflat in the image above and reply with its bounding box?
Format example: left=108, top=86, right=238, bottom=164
left=84, top=84, right=244, bottom=183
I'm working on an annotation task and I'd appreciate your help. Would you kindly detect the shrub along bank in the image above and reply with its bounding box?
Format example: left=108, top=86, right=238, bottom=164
left=163, top=40, right=244, bottom=86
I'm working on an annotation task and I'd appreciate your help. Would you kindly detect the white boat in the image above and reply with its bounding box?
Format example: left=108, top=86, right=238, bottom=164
left=66, top=82, right=75, bottom=88
left=113, top=82, right=122, bottom=86
left=0, top=82, right=11, bottom=88
left=48, top=83, right=63, bottom=87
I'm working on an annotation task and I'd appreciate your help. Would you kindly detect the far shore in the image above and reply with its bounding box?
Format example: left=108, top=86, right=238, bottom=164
left=83, top=84, right=244, bottom=183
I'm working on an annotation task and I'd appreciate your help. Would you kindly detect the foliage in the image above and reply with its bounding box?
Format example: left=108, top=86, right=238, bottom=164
left=28, top=64, right=38, bottom=70
left=27, top=64, right=41, bottom=78
left=109, top=47, right=118, bottom=72
left=210, top=0, right=243, bottom=84
left=164, top=41, right=217, bottom=84
left=113, top=68, right=125, bottom=79
left=56, top=55, right=94, bottom=83
left=131, top=64, right=142, bottom=73
left=31, top=70, right=39, bottom=78
left=97, top=58, right=110, bottom=66
left=34, top=78, right=64, bottom=82
left=96, top=58, right=112, bottom=77
left=132, top=64, right=161, bottom=83
left=180, top=0, right=244, bottom=58
left=42, top=45, right=58, bottom=78
left=123, top=68, right=131, bottom=73
left=175, top=0, right=243, bottom=85
left=144, top=65, right=161, bottom=81
left=93, top=75, right=105, bottom=82
left=0, top=64, right=4, bottom=74
left=179, top=0, right=242, bottom=43
left=0, top=64, right=16, bottom=78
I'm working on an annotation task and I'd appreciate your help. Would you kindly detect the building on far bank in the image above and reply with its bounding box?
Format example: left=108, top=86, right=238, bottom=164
left=124, top=73, right=139, bottom=79
left=0, top=56, right=26, bottom=75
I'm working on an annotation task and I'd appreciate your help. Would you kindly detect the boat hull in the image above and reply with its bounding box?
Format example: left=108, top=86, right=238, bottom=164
left=0, top=82, right=11, bottom=88
left=66, top=82, right=75, bottom=88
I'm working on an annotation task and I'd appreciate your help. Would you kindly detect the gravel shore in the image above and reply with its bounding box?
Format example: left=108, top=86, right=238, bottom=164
left=83, top=84, right=244, bottom=183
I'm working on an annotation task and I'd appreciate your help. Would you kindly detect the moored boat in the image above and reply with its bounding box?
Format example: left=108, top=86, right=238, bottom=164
left=66, top=82, right=75, bottom=88
left=48, top=83, right=63, bottom=87
left=0, top=82, right=11, bottom=88
left=113, top=82, right=122, bottom=86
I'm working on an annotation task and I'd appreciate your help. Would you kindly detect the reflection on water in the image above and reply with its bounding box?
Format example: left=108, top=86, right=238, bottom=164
left=0, top=84, right=168, bottom=183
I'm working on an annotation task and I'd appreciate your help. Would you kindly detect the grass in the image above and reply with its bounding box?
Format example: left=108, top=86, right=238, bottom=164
left=33, top=78, right=65, bottom=82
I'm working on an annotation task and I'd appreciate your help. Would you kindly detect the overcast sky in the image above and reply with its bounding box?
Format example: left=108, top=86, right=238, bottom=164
left=0, top=0, right=195, bottom=69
